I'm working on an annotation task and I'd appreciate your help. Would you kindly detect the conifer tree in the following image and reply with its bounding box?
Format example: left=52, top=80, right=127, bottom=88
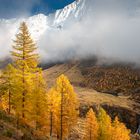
left=0, top=64, right=16, bottom=114
left=111, top=117, right=130, bottom=140
left=46, top=88, right=60, bottom=139
left=11, top=22, right=39, bottom=119
left=84, top=108, right=99, bottom=140
left=55, top=74, right=78, bottom=140
left=97, top=108, right=112, bottom=140
left=30, top=69, right=47, bottom=129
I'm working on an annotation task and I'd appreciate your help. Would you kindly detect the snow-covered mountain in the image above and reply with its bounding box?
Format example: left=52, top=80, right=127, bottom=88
left=0, top=0, right=88, bottom=41
left=52, top=0, right=87, bottom=27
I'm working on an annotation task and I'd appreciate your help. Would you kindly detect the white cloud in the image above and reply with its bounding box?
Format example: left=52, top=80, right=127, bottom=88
left=1, top=0, right=140, bottom=64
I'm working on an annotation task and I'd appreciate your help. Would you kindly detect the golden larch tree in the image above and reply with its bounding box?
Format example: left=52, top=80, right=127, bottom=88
left=30, top=69, right=47, bottom=130
left=46, top=88, right=60, bottom=139
left=97, top=107, right=112, bottom=140
left=55, top=74, right=78, bottom=140
left=111, top=117, right=130, bottom=140
left=0, top=64, right=17, bottom=114
left=84, top=108, right=99, bottom=140
left=11, top=22, right=39, bottom=119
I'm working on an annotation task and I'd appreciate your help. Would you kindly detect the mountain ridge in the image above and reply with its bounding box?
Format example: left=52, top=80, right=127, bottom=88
left=0, top=0, right=86, bottom=40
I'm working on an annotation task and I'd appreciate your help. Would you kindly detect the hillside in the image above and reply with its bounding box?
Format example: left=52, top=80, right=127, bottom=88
left=43, top=61, right=140, bottom=134
left=0, top=60, right=140, bottom=140
left=0, top=111, right=40, bottom=140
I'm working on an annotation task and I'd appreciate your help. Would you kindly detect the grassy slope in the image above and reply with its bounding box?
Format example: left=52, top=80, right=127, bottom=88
left=43, top=62, right=140, bottom=113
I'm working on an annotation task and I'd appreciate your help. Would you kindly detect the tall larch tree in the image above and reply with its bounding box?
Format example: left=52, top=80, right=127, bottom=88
left=11, top=22, right=39, bottom=119
left=111, top=117, right=130, bottom=140
left=0, top=64, right=16, bottom=114
left=46, top=88, right=60, bottom=139
left=30, top=69, right=47, bottom=130
left=84, top=108, right=99, bottom=140
left=97, top=108, right=112, bottom=140
left=55, top=74, right=78, bottom=140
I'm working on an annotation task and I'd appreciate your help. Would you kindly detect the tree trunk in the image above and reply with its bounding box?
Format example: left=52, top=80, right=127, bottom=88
left=8, top=71, right=11, bottom=115
left=50, top=111, right=53, bottom=140
left=90, top=129, right=92, bottom=140
left=60, top=91, right=64, bottom=140
left=8, top=90, right=11, bottom=114
left=22, top=90, right=25, bottom=118
left=22, top=46, right=25, bottom=118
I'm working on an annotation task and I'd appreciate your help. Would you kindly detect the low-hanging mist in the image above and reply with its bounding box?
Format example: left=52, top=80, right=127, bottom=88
left=1, top=0, right=140, bottom=65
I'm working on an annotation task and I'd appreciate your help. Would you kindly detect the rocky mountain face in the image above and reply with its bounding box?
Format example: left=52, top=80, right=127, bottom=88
left=50, top=0, right=87, bottom=27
